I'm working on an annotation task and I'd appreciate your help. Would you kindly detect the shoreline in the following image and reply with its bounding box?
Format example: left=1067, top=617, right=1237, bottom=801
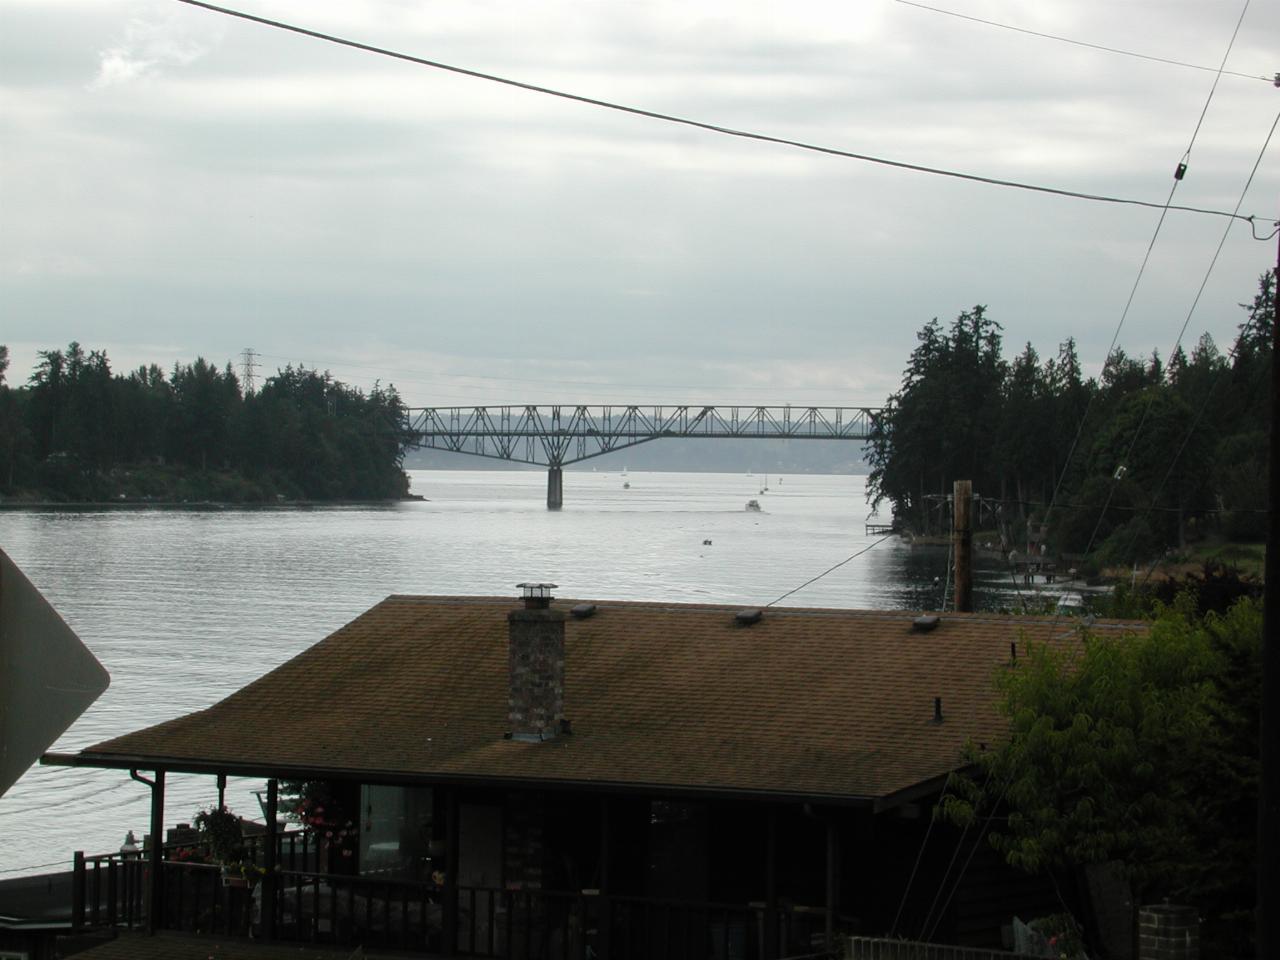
left=0, top=495, right=427, bottom=510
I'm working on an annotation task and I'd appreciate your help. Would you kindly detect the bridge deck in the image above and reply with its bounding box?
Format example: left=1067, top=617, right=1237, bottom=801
left=403, top=404, right=880, bottom=468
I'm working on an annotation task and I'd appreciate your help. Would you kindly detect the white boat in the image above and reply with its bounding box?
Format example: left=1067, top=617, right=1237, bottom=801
left=1054, top=592, right=1086, bottom=615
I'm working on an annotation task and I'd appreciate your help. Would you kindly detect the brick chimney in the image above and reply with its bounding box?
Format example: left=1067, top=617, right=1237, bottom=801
left=508, top=583, right=565, bottom=742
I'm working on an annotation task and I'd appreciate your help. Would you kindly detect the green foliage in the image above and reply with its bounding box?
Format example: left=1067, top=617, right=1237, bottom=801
left=194, top=804, right=246, bottom=864
left=867, top=306, right=1008, bottom=532
left=868, top=270, right=1273, bottom=564
left=941, top=597, right=1260, bottom=950
left=1, top=344, right=412, bottom=501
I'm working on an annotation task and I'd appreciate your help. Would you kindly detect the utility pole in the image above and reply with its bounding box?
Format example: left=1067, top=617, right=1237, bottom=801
left=239, top=347, right=259, bottom=395
left=953, top=479, right=973, bottom=612
left=1259, top=225, right=1279, bottom=960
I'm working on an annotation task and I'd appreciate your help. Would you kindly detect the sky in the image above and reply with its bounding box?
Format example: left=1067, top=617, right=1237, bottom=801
left=1, top=0, right=1277, bottom=409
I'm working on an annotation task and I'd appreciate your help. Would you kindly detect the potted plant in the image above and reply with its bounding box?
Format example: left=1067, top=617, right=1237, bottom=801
left=194, top=805, right=248, bottom=885
left=282, top=780, right=359, bottom=873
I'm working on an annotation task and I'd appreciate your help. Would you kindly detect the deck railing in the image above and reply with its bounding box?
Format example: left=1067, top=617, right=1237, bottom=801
left=71, top=850, right=147, bottom=930
left=72, top=841, right=835, bottom=959
left=845, top=936, right=1042, bottom=960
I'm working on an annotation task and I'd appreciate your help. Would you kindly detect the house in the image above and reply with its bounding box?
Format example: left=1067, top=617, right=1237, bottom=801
left=43, top=585, right=1135, bottom=958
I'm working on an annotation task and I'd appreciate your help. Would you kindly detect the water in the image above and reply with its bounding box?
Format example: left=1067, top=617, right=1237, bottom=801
left=0, top=470, right=1041, bottom=877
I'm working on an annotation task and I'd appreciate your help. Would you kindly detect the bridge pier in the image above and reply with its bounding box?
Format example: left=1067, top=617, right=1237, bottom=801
left=547, top=465, right=563, bottom=510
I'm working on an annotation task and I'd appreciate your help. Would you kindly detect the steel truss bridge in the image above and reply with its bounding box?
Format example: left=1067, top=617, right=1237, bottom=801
left=403, top=405, right=882, bottom=508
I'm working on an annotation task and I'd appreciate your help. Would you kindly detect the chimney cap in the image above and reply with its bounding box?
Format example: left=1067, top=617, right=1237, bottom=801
left=517, top=582, right=558, bottom=600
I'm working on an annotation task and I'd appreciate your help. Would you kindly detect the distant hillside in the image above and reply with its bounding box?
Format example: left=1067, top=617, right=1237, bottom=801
left=404, top=437, right=870, bottom=474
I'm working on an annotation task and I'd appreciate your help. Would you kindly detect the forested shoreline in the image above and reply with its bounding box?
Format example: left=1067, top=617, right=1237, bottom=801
left=867, top=271, right=1274, bottom=571
left=0, top=344, right=411, bottom=503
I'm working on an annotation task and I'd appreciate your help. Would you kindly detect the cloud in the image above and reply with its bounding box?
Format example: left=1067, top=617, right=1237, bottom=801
left=89, top=7, right=219, bottom=90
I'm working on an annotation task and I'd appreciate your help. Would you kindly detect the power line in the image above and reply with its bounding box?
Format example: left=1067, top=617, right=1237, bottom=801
left=896, top=0, right=1276, bottom=85
left=0, top=858, right=70, bottom=875
left=765, top=533, right=895, bottom=607
left=918, top=766, right=994, bottom=939
left=889, top=770, right=953, bottom=937
left=1181, top=0, right=1253, bottom=168
left=1092, top=109, right=1278, bottom=569
left=1043, top=6, right=1257, bottom=535
left=172, top=0, right=1263, bottom=226
left=922, top=774, right=1014, bottom=942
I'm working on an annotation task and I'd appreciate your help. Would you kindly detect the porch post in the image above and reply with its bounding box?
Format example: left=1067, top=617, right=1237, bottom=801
left=71, top=851, right=85, bottom=930
left=262, top=779, right=278, bottom=939
left=598, top=796, right=612, bottom=958
left=147, top=769, right=165, bottom=935
left=825, top=816, right=839, bottom=952
left=443, top=788, right=460, bottom=956
left=764, top=806, right=778, bottom=960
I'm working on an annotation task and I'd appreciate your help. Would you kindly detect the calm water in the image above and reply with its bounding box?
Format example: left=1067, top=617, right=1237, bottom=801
left=0, top=470, right=1038, bottom=877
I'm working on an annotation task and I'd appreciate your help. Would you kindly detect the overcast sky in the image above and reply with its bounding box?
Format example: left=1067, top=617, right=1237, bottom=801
left=2, top=0, right=1276, bottom=408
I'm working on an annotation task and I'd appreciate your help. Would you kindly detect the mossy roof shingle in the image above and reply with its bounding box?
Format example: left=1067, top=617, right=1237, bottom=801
left=76, top=596, right=1138, bottom=803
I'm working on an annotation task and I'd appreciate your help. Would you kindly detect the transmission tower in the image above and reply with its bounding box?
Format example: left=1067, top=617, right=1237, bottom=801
left=239, top=347, right=259, bottom=395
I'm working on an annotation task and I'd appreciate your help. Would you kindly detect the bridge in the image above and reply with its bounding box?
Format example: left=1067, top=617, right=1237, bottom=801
left=403, top=405, right=882, bottom=508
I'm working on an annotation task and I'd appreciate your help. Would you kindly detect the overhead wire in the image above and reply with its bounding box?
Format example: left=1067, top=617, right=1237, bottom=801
left=895, top=0, right=1275, bottom=84
left=1042, top=0, right=1254, bottom=536
left=922, top=774, right=1016, bottom=942
left=765, top=533, right=895, bottom=607
left=889, top=771, right=954, bottom=937
left=0, top=858, right=71, bottom=875
left=171, top=0, right=1263, bottom=226
left=1180, top=0, right=1254, bottom=167
left=1085, top=107, right=1278, bottom=567
left=917, top=766, right=995, bottom=939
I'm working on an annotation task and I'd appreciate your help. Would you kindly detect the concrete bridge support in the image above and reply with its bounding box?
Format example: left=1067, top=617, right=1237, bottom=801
left=547, top=465, right=563, bottom=510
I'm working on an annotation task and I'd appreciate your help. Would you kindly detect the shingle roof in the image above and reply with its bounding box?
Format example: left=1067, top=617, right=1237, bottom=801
left=75, top=597, right=1139, bottom=803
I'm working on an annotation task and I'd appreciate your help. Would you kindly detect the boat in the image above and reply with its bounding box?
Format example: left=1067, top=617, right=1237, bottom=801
left=1054, top=592, right=1086, bottom=615
left=745, top=499, right=762, bottom=512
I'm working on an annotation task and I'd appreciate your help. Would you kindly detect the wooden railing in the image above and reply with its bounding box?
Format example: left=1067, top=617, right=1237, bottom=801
left=72, top=842, right=835, bottom=959
left=71, top=850, right=147, bottom=930
left=845, top=936, right=1041, bottom=960
left=268, top=867, right=442, bottom=951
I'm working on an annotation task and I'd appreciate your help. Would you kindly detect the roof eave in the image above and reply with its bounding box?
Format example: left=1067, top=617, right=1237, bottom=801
left=42, top=750, right=880, bottom=808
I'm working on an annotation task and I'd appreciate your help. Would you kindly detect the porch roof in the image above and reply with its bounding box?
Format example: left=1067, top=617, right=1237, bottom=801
left=53, top=596, right=1138, bottom=804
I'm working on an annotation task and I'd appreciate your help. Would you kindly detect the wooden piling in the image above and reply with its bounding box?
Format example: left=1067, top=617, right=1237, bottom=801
left=953, top=480, right=973, bottom=612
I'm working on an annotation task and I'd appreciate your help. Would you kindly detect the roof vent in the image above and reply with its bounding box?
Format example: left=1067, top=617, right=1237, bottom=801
left=570, top=603, right=597, bottom=619
left=735, top=608, right=764, bottom=626
left=517, top=582, right=557, bottom=610
left=912, top=615, right=940, bottom=632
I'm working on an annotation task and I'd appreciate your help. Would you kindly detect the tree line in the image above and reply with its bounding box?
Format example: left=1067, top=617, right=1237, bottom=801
left=865, top=271, right=1274, bottom=566
left=941, top=588, right=1261, bottom=957
left=0, top=343, right=411, bottom=502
